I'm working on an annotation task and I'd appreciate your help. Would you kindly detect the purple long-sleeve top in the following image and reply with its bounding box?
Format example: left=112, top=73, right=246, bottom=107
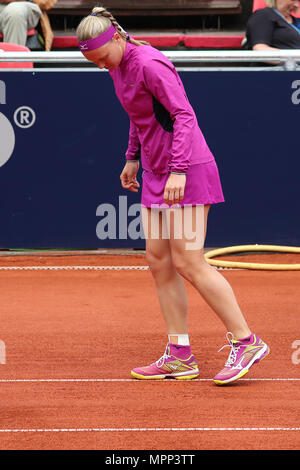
left=109, top=42, right=214, bottom=174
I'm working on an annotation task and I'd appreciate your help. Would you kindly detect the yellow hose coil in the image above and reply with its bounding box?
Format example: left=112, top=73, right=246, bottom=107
left=204, top=245, right=300, bottom=270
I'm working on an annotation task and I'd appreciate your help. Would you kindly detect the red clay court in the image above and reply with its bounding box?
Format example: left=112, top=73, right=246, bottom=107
left=0, top=251, right=299, bottom=450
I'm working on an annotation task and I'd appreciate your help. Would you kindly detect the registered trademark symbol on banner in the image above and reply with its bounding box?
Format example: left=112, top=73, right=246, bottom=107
left=13, top=106, right=36, bottom=129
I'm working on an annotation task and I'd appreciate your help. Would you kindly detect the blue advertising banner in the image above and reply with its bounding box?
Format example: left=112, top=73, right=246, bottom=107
left=0, top=70, right=299, bottom=248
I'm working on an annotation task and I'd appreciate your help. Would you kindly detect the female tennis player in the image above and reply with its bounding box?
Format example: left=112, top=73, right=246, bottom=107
left=76, top=6, right=270, bottom=385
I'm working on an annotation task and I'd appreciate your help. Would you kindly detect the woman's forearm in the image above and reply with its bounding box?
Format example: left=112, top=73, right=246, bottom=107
left=253, top=43, right=281, bottom=64
left=253, top=43, right=279, bottom=51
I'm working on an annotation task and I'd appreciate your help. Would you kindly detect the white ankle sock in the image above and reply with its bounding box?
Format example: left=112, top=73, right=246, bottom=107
left=168, top=334, right=190, bottom=346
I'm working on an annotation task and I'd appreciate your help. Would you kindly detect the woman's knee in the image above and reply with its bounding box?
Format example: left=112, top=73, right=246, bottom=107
left=171, top=258, right=191, bottom=280
left=171, top=250, right=208, bottom=281
left=146, top=249, right=173, bottom=277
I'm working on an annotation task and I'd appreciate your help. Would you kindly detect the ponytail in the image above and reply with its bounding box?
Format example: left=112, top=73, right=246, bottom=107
left=76, top=6, right=150, bottom=46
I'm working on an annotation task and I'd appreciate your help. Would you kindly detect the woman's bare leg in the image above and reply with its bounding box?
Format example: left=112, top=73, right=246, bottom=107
left=142, top=207, right=188, bottom=341
left=142, top=204, right=251, bottom=341
left=169, top=205, right=251, bottom=340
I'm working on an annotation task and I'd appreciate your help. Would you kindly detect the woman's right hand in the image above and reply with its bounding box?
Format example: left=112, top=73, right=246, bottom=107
left=120, top=160, right=140, bottom=192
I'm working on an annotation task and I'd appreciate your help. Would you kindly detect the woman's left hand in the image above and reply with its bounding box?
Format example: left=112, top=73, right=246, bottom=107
left=163, top=173, right=186, bottom=205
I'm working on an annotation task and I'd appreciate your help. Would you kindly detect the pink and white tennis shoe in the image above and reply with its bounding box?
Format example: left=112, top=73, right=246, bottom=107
left=131, top=343, right=199, bottom=380
left=213, top=332, right=270, bottom=385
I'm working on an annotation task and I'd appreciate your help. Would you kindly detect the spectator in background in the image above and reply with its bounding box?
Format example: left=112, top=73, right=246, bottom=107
left=0, top=0, right=56, bottom=50
left=246, top=0, right=300, bottom=50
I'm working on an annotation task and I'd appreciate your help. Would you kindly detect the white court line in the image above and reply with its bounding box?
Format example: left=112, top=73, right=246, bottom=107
left=0, top=378, right=299, bottom=383
left=0, top=427, right=299, bottom=433
left=0, top=266, right=150, bottom=271
left=0, top=265, right=240, bottom=271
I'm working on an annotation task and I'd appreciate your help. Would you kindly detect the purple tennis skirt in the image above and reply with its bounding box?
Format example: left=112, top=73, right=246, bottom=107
left=141, top=160, right=225, bottom=208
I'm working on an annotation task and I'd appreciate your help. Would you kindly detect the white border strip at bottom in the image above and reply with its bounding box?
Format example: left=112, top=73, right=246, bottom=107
left=0, top=427, right=299, bottom=433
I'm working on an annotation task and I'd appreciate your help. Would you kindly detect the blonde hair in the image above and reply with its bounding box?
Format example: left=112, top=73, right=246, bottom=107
left=76, top=6, right=150, bottom=47
left=265, top=0, right=276, bottom=7
left=265, top=0, right=299, bottom=12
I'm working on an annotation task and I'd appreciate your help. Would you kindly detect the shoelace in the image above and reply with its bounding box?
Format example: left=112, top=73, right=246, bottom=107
left=155, top=345, right=171, bottom=368
left=218, top=332, right=241, bottom=367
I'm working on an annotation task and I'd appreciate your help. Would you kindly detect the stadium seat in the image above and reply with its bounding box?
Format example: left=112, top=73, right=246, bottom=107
left=0, top=42, right=33, bottom=68
left=52, top=33, right=244, bottom=50
left=253, top=0, right=300, bottom=18
left=183, top=35, right=244, bottom=48
left=0, top=28, right=37, bottom=41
